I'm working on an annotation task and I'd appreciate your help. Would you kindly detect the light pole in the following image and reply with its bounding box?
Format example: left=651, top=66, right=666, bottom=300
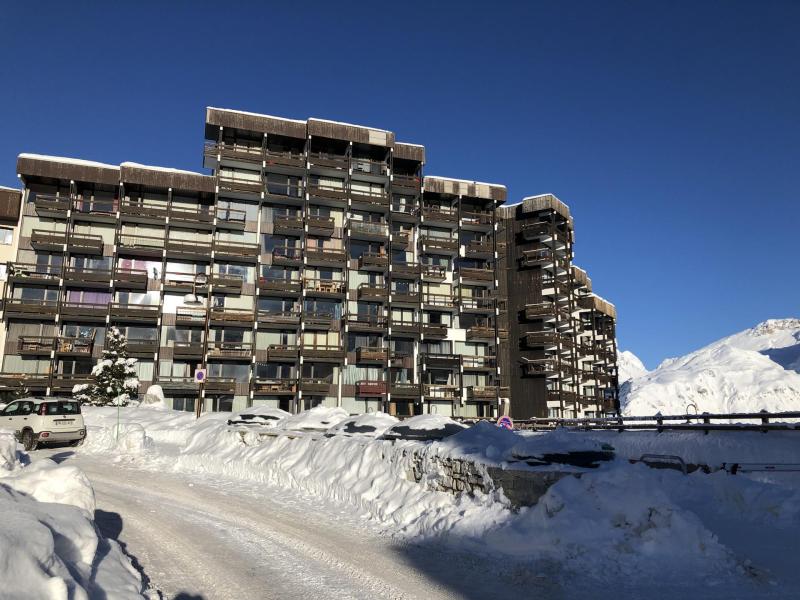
left=183, top=272, right=208, bottom=418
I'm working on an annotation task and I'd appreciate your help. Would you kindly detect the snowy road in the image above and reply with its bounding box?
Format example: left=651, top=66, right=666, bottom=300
left=37, top=449, right=536, bottom=600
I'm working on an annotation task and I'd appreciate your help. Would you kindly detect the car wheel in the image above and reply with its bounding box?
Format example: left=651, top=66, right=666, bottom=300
left=21, top=429, right=37, bottom=451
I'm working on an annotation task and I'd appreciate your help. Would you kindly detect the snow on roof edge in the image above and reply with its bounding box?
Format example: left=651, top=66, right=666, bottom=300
left=425, top=174, right=507, bottom=189
left=0, top=185, right=20, bottom=192
left=308, top=117, right=392, bottom=135
left=18, top=153, right=119, bottom=170
left=207, top=106, right=307, bottom=125
left=120, top=162, right=208, bottom=177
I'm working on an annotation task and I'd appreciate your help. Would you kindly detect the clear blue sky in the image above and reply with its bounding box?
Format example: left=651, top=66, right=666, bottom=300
left=1, top=1, right=797, bottom=368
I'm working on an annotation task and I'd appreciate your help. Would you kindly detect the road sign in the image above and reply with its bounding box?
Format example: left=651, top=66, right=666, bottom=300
left=195, top=369, right=206, bottom=384
left=497, top=415, right=514, bottom=430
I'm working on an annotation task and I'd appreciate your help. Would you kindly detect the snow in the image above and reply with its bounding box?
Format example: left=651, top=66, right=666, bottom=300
left=17, top=152, right=119, bottom=170
left=120, top=161, right=207, bottom=177
left=208, top=106, right=307, bottom=125
left=618, top=349, right=648, bottom=382
left=0, top=184, right=19, bottom=192
left=381, top=414, right=467, bottom=440
left=73, top=405, right=800, bottom=596
left=424, top=174, right=507, bottom=189
left=621, top=319, right=800, bottom=415
left=0, top=429, right=144, bottom=598
left=310, top=117, right=392, bottom=135
left=324, top=412, right=399, bottom=438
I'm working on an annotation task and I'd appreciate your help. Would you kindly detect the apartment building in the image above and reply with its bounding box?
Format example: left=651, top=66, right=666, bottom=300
left=497, top=195, right=619, bottom=419
left=0, top=108, right=617, bottom=418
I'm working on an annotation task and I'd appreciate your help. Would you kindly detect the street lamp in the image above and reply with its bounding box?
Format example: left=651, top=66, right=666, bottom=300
left=182, top=272, right=208, bottom=418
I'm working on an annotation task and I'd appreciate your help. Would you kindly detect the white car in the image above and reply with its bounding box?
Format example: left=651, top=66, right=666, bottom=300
left=0, top=397, right=86, bottom=451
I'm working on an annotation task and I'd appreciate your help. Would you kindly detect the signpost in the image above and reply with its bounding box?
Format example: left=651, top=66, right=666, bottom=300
left=194, top=369, right=206, bottom=419
left=497, top=415, right=514, bottom=430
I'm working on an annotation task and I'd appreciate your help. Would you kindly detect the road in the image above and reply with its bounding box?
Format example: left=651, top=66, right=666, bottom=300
left=37, top=449, right=540, bottom=600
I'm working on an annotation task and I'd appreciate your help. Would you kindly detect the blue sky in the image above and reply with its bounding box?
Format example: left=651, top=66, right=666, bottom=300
left=1, top=1, right=797, bottom=368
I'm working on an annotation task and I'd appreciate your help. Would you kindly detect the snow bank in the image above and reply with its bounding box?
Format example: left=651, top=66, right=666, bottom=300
left=274, top=405, right=350, bottom=432
left=0, top=436, right=143, bottom=598
left=324, top=412, right=398, bottom=438
left=621, top=319, right=800, bottom=415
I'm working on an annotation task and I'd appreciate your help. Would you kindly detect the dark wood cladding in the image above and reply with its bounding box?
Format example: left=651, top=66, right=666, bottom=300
left=17, top=155, right=120, bottom=185
left=120, top=164, right=215, bottom=194
left=307, top=118, right=395, bottom=147
left=206, top=107, right=307, bottom=139
left=394, top=143, right=425, bottom=163
left=423, top=176, right=506, bottom=202
left=0, top=188, right=21, bottom=222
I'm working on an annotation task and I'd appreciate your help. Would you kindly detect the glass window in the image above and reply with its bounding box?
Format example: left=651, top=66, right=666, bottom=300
left=0, top=227, right=13, bottom=245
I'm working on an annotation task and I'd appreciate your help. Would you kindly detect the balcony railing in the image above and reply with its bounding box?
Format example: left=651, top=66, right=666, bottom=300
left=4, top=299, right=59, bottom=317
left=30, top=229, right=66, bottom=250
left=68, top=233, right=105, bottom=254
left=306, top=246, right=347, bottom=264
left=204, top=141, right=263, bottom=164
left=392, top=262, right=420, bottom=279
left=265, top=181, right=304, bottom=199
left=253, top=378, right=297, bottom=395
left=308, top=184, right=347, bottom=201
left=351, top=157, right=389, bottom=176
left=392, top=174, right=420, bottom=189
left=307, top=151, right=348, bottom=170
left=59, top=301, right=109, bottom=319
left=355, top=347, right=388, bottom=364
left=459, top=267, right=495, bottom=283
left=421, top=323, right=448, bottom=338
left=420, top=236, right=458, bottom=252
left=300, top=378, right=333, bottom=395
left=17, top=336, right=55, bottom=355
left=204, top=377, right=237, bottom=393
left=126, top=339, right=159, bottom=356
left=346, top=315, right=387, bottom=331
left=119, top=200, right=169, bottom=221
left=421, top=206, right=458, bottom=223
left=264, top=148, right=306, bottom=169
left=466, top=325, right=497, bottom=340
left=173, top=342, right=204, bottom=358
left=157, top=376, right=197, bottom=390
left=117, top=234, right=164, bottom=254
left=0, top=373, right=50, bottom=390
left=302, top=345, right=346, bottom=361
left=110, top=303, right=160, bottom=322
left=461, top=211, right=493, bottom=228
left=356, top=380, right=387, bottom=396
left=166, top=238, right=213, bottom=257
left=207, top=341, right=253, bottom=359
left=390, top=321, right=419, bottom=336
left=218, top=176, right=263, bottom=195
left=390, top=200, right=418, bottom=217
left=462, top=355, right=497, bottom=369
left=521, top=359, right=557, bottom=375
left=524, top=302, right=571, bottom=320
left=389, top=383, right=420, bottom=398
left=169, top=205, right=214, bottom=227
left=63, top=267, right=111, bottom=285
left=304, top=311, right=338, bottom=329
left=422, top=353, right=461, bottom=368
left=258, top=276, right=302, bottom=294
left=216, top=206, right=247, bottom=228
left=465, top=239, right=494, bottom=255
left=267, top=344, right=300, bottom=361
left=306, top=215, right=336, bottom=233
left=271, top=245, right=302, bottom=263
left=459, top=296, right=495, bottom=312
left=33, top=194, right=70, bottom=216
left=421, top=264, right=447, bottom=280
left=422, top=294, right=456, bottom=309
left=423, top=385, right=459, bottom=400
left=209, top=273, right=244, bottom=290
left=214, top=239, right=260, bottom=260
left=357, top=252, right=389, bottom=270
left=350, top=189, right=389, bottom=208
left=525, top=331, right=573, bottom=348
left=273, top=214, right=304, bottom=234
left=304, top=279, right=345, bottom=295
left=209, top=307, right=253, bottom=324
left=522, top=222, right=571, bottom=243
left=7, top=263, right=61, bottom=284
left=390, top=289, right=421, bottom=305
left=50, top=373, right=93, bottom=391
left=257, top=308, right=301, bottom=326
left=175, top=307, right=207, bottom=324
left=357, top=283, right=387, bottom=302
left=467, top=386, right=509, bottom=400
left=349, top=220, right=389, bottom=238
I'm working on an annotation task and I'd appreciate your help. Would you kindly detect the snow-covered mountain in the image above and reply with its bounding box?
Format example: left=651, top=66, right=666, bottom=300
left=617, top=350, right=648, bottom=382
left=620, top=319, right=800, bottom=416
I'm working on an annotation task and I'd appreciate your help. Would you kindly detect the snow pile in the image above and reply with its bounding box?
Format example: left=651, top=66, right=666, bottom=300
left=381, top=414, right=467, bottom=441
left=0, top=430, right=143, bottom=598
left=621, top=319, right=800, bottom=415
left=230, top=405, right=291, bottom=427
left=617, top=349, right=648, bottom=382
left=274, top=405, right=350, bottom=431
left=324, top=412, right=398, bottom=438
left=83, top=406, right=200, bottom=453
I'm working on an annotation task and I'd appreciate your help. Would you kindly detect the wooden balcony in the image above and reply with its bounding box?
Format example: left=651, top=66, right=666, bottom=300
left=7, top=263, right=61, bottom=286
left=301, top=345, right=346, bottom=362
left=117, top=234, right=164, bottom=257
left=258, top=276, right=302, bottom=296
left=524, top=331, right=572, bottom=348
left=17, top=336, right=55, bottom=355
left=350, top=190, right=389, bottom=210
left=389, top=290, right=421, bottom=306
left=204, top=141, right=263, bottom=165
left=214, top=239, right=259, bottom=262
left=391, top=262, right=420, bottom=280
left=207, top=341, right=253, bottom=360
left=306, top=215, right=336, bottom=234
left=423, top=384, right=459, bottom=400
left=33, top=194, right=70, bottom=218
left=215, top=206, right=247, bottom=230
left=209, top=307, right=253, bottom=325
left=421, top=264, right=447, bottom=281
left=308, top=185, right=347, bottom=203
left=421, top=206, right=458, bottom=226
left=119, top=200, right=169, bottom=223
left=218, top=176, right=263, bottom=196
left=306, top=246, right=347, bottom=266
left=267, top=345, right=300, bottom=362
left=52, top=336, right=93, bottom=356
left=391, top=231, right=411, bottom=248
left=169, top=205, right=214, bottom=229
left=524, top=302, right=569, bottom=320
left=389, top=383, right=420, bottom=398
left=209, top=273, right=244, bottom=292
left=307, top=151, right=348, bottom=170
left=464, top=239, right=494, bottom=257
left=271, top=245, right=303, bottom=265
left=421, top=323, right=448, bottom=338
left=392, top=174, right=421, bottom=191
left=459, top=267, right=494, bottom=284
left=422, top=294, right=457, bottom=310
left=253, top=378, right=297, bottom=396
left=264, top=149, right=306, bottom=169
left=390, top=321, right=420, bottom=337
left=356, top=380, right=387, bottom=396
left=126, top=339, right=159, bottom=357
left=163, top=272, right=206, bottom=293
left=390, top=200, right=419, bottom=219
left=59, top=301, right=108, bottom=321
left=0, top=373, right=50, bottom=391
left=265, top=181, right=304, bottom=202
left=256, top=309, right=301, bottom=328
left=467, top=386, right=508, bottom=400
left=357, top=284, right=387, bottom=303
left=273, top=214, right=304, bottom=235
left=466, top=325, right=497, bottom=341
left=459, top=296, right=495, bottom=313
left=357, top=252, right=389, bottom=272
left=349, top=220, right=389, bottom=240
left=304, top=278, right=345, bottom=297
left=109, top=303, right=160, bottom=323
left=355, top=347, right=388, bottom=364
left=114, top=267, right=149, bottom=290
left=204, top=377, right=237, bottom=393
left=304, top=312, right=338, bottom=329
left=300, top=378, right=333, bottom=395
left=175, top=307, right=207, bottom=325
left=521, top=359, right=557, bottom=376
left=67, top=233, right=105, bottom=255
left=421, top=353, right=460, bottom=369
left=460, top=211, right=493, bottom=230
left=157, top=376, right=197, bottom=391
left=4, top=299, right=59, bottom=319
left=51, top=373, right=94, bottom=392
left=165, top=238, right=213, bottom=259
left=30, top=229, right=66, bottom=251
left=462, top=355, right=497, bottom=370
left=541, top=277, right=572, bottom=295
left=351, top=157, right=389, bottom=177
left=420, top=236, right=458, bottom=254
left=63, top=267, right=111, bottom=288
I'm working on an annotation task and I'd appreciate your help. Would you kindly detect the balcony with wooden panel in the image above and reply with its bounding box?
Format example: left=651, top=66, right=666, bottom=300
left=169, top=205, right=215, bottom=230
left=420, top=264, right=447, bottom=281
left=50, top=373, right=94, bottom=393
left=33, top=194, right=70, bottom=218
left=17, top=336, right=55, bottom=356
left=521, top=222, right=572, bottom=243
left=63, top=266, right=111, bottom=288
left=117, top=234, right=165, bottom=257
left=304, top=311, right=339, bottom=330
left=300, top=378, right=334, bottom=395
left=109, top=303, right=160, bottom=323
left=218, top=175, right=263, bottom=196
left=156, top=376, right=197, bottom=391
left=126, top=339, right=159, bottom=357
left=351, top=156, right=389, bottom=178
left=458, top=266, right=494, bottom=286
left=308, top=184, right=347, bottom=205
left=7, top=263, right=61, bottom=286
left=350, top=188, right=389, bottom=211
left=175, top=307, right=207, bottom=325
left=423, top=384, right=459, bottom=401
left=258, top=276, right=302, bottom=296
left=303, top=278, right=346, bottom=298
left=204, top=141, right=263, bottom=167
left=391, top=262, right=420, bottom=280
left=421, top=323, right=448, bottom=338
left=389, top=383, right=420, bottom=398
left=253, top=378, right=297, bottom=396
left=215, top=206, right=247, bottom=231
left=357, top=251, right=389, bottom=272
left=273, top=213, right=304, bottom=236
left=264, top=180, right=305, bottom=204
left=306, top=246, right=347, bottom=267
left=459, top=295, right=495, bottom=314
left=4, top=299, right=59, bottom=319
left=462, top=355, right=497, bottom=371
left=357, top=283, right=387, bottom=303
left=420, top=235, right=458, bottom=255
left=264, top=148, right=306, bottom=170
left=421, top=353, right=461, bottom=369
left=172, top=342, right=204, bottom=359
left=306, top=215, right=336, bottom=235
left=422, top=294, right=457, bottom=312
left=355, top=347, right=388, bottom=364
left=460, top=210, right=493, bottom=231
left=307, top=151, right=348, bottom=171
left=256, top=308, right=301, bottom=328
left=113, top=267, right=149, bottom=290
left=209, top=307, right=253, bottom=326
left=271, top=245, right=303, bottom=266
left=349, top=220, right=389, bottom=241
left=389, top=288, right=421, bottom=306
left=67, top=233, right=105, bottom=255
left=389, top=320, right=419, bottom=337
left=209, top=273, right=244, bottom=293
left=204, top=377, right=237, bottom=394
left=165, top=238, right=213, bottom=260
left=207, top=341, right=253, bottom=360
left=524, top=301, right=571, bottom=321
left=0, top=373, right=50, bottom=391
left=213, top=239, right=259, bottom=263
left=30, top=229, right=66, bottom=252
left=356, top=380, right=387, bottom=397
left=392, top=173, right=421, bottom=192
left=59, top=301, right=109, bottom=321
left=267, top=344, right=300, bottom=362
left=521, top=359, right=557, bottom=376
left=301, top=345, right=346, bottom=362
left=119, top=200, right=169, bottom=224
left=467, top=386, right=509, bottom=400
left=421, top=205, right=458, bottom=227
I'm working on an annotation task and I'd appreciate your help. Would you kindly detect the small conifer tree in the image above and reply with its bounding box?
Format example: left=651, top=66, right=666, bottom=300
left=73, top=326, right=139, bottom=405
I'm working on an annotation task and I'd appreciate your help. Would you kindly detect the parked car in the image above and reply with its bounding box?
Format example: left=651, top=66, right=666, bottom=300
left=0, top=397, right=86, bottom=451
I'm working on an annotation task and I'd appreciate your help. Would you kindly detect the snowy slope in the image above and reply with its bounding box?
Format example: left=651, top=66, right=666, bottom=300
left=617, top=350, right=648, bottom=382
left=621, top=319, right=800, bottom=415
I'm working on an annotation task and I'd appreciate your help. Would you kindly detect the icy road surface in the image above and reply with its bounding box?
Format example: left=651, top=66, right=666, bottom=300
left=36, top=449, right=537, bottom=600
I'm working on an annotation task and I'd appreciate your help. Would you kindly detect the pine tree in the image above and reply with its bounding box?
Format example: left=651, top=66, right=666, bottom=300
left=73, top=326, right=140, bottom=406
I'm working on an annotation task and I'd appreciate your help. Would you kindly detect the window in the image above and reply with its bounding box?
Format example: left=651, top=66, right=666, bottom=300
left=172, top=396, right=196, bottom=413
left=0, top=227, right=13, bottom=245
